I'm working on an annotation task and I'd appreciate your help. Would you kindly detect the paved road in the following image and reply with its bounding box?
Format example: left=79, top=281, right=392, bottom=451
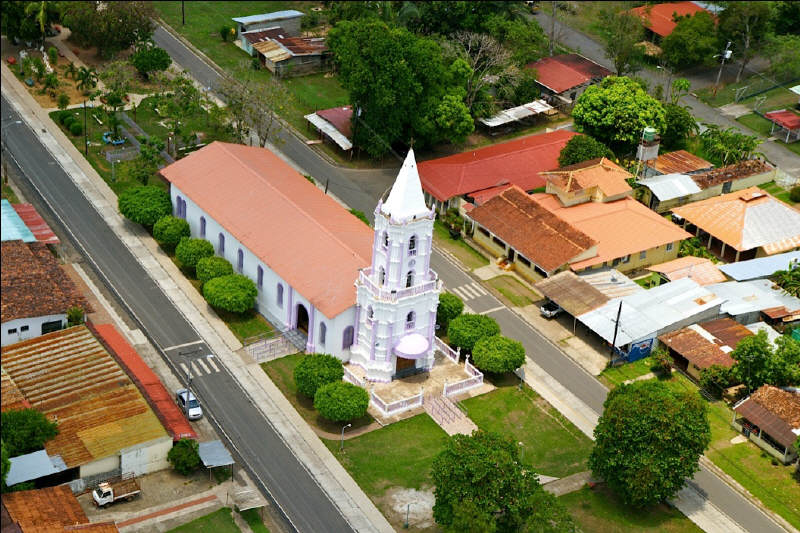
left=153, top=22, right=789, bottom=533
left=1, top=95, right=353, bottom=533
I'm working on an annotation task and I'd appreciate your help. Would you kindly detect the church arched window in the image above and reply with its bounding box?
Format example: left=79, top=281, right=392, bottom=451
left=379, top=267, right=386, bottom=286
left=408, top=235, right=417, bottom=256
left=319, top=322, right=327, bottom=346
left=382, top=231, right=389, bottom=249
left=405, top=311, right=415, bottom=330
left=277, top=283, right=284, bottom=307
left=406, top=270, right=414, bottom=288
left=366, top=306, right=374, bottom=327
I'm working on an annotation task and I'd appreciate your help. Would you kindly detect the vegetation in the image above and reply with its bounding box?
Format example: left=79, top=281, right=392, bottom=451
left=558, top=134, right=613, bottom=167
left=153, top=215, right=190, bottom=252
left=432, top=219, right=489, bottom=270
left=436, top=292, right=464, bottom=332
left=766, top=34, right=800, bottom=81
left=661, top=12, right=717, bottom=70
left=1, top=441, right=9, bottom=492
left=196, top=256, right=234, bottom=285
left=349, top=208, right=370, bottom=226
left=650, top=347, right=673, bottom=376
left=1, top=1, right=59, bottom=45
left=662, top=104, right=698, bottom=150
left=167, top=438, right=201, bottom=475
left=167, top=508, right=240, bottom=533
left=486, top=275, right=539, bottom=307
left=62, top=1, right=155, bottom=58
left=314, top=382, right=370, bottom=423
left=447, top=314, right=501, bottom=353
left=118, top=186, right=172, bottom=227
left=678, top=237, right=718, bottom=263
left=596, top=8, right=645, bottom=76
left=699, top=364, right=737, bottom=399
left=471, top=335, right=525, bottom=374
left=0, top=409, right=59, bottom=458
left=203, top=274, right=258, bottom=314
left=718, top=1, right=774, bottom=82
left=589, top=380, right=710, bottom=507
left=731, top=330, right=800, bottom=392
left=699, top=124, right=761, bottom=166
left=773, top=260, right=799, bottom=297
left=66, top=306, right=85, bottom=327
left=293, top=353, right=344, bottom=399
left=175, top=238, right=214, bottom=272
left=130, top=45, right=172, bottom=79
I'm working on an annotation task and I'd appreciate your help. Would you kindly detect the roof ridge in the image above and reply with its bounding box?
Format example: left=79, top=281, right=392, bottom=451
left=503, top=188, right=597, bottom=249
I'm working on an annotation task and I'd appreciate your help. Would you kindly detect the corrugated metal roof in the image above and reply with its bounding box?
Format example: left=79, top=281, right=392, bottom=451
left=578, top=269, right=644, bottom=299
left=305, top=112, right=353, bottom=150
left=535, top=271, right=609, bottom=316
left=734, top=385, right=800, bottom=448
left=478, top=100, right=553, bottom=128
left=199, top=440, right=234, bottom=467
left=637, top=173, right=702, bottom=201
left=12, top=203, right=59, bottom=245
left=1, top=199, right=36, bottom=243
left=649, top=150, right=712, bottom=175
left=648, top=256, right=726, bottom=286
left=5, top=450, right=68, bottom=486
left=718, top=251, right=800, bottom=281
left=708, top=279, right=800, bottom=316
left=253, top=39, right=291, bottom=61
left=232, top=11, right=303, bottom=25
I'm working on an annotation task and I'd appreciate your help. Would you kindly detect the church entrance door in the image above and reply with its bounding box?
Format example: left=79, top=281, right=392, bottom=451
left=296, top=304, right=309, bottom=334
left=394, top=356, right=417, bottom=379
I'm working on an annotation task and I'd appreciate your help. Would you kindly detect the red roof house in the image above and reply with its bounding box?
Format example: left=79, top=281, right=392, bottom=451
left=526, top=54, right=612, bottom=96
left=630, top=2, right=711, bottom=38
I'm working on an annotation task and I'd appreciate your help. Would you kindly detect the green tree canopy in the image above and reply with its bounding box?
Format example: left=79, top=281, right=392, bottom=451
left=732, top=330, right=800, bottom=391
left=573, top=77, right=666, bottom=152
left=175, top=237, right=214, bottom=272
left=1, top=440, right=9, bottom=492
left=203, top=274, right=257, bottom=314
left=589, top=380, right=710, bottom=507
left=294, top=353, right=345, bottom=398
left=130, top=45, right=171, bottom=79
left=447, top=314, right=501, bottom=353
left=432, top=431, right=577, bottom=532
left=167, top=438, right=201, bottom=475
left=196, top=256, right=234, bottom=285
left=557, top=135, right=614, bottom=167
left=662, top=104, right=698, bottom=150
left=407, top=1, right=520, bottom=36
left=773, top=1, right=800, bottom=36
left=153, top=215, right=190, bottom=252
left=1, top=1, right=60, bottom=44
left=718, top=1, right=773, bottom=82
left=766, top=35, right=800, bottom=82
left=117, top=186, right=172, bottom=227
left=597, top=8, right=645, bottom=76
left=314, top=382, right=369, bottom=422
left=62, top=1, right=155, bottom=58
left=0, top=409, right=59, bottom=458
left=699, top=124, right=761, bottom=166
left=472, top=335, right=525, bottom=374
left=437, top=292, right=464, bottom=331
left=661, top=12, right=718, bottom=71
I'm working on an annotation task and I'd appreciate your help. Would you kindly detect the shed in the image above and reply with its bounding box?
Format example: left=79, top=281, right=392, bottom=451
left=478, top=100, right=555, bottom=131
left=535, top=271, right=609, bottom=317
left=232, top=10, right=303, bottom=39
left=305, top=106, right=353, bottom=151
left=5, top=450, right=68, bottom=487
left=764, top=110, right=800, bottom=143
left=1, top=199, right=36, bottom=243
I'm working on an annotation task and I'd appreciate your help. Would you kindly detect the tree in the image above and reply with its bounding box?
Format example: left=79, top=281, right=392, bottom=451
left=669, top=78, right=691, bottom=105
left=76, top=66, right=98, bottom=94
left=314, top=382, right=369, bottom=422
left=731, top=330, right=774, bottom=393
left=1, top=1, right=59, bottom=45
left=447, top=314, right=501, bottom=353
left=62, top=1, right=155, bottom=58
left=127, top=136, right=165, bottom=186
left=159, top=73, right=204, bottom=156
left=196, top=256, right=234, bottom=284
left=718, top=2, right=773, bottom=82
left=47, top=46, right=58, bottom=66
left=699, top=124, right=761, bottom=166
left=661, top=12, right=718, bottom=71
left=662, top=104, right=698, bottom=150
left=773, top=336, right=800, bottom=386
left=472, top=335, right=525, bottom=374
left=597, top=8, right=645, bottom=76
left=130, top=45, right=171, bottom=79
left=431, top=431, right=577, bottom=532
left=573, top=77, right=666, bottom=151
left=589, top=380, right=710, bottom=507
left=558, top=135, right=613, bottom=167
left=118, top=186, right=172, bottom=227
left=167, top=438, right=201, bottom=475
left=437, top=292, right=464, bottom=331
left=66, top=306, right=85, bottom=327
left=434, top=93, right=474, bottom=144
left=483, top=15, right=548, bottom=67
left=443, top=32, right=512, bottom=117
left=0, top=409, right=59, bottom=458
left=294, top=353, right=345, bottom=398
left=57, top=92, right=70, bottom=111
left=236, top=76, right=289, bottom=149
left=773, top=260, right=799, bottom=297
left=773, top=1, right=800, bottom=36
left=100, top=61, right=134, bottom=97
left=699, top=364, right=737, bottom=399
left=1, top=440, right=9, bottom=492
left=766, top=35, right=800, bottom=82
left=175, top=238, right=214, bottom=272
left=65, top=61, right=78, bottom=80
left=153, top=215, right=190, bottom=252
left=203, top=274, right=258, bottom=314
left=407, top=1, right=520, bottom=36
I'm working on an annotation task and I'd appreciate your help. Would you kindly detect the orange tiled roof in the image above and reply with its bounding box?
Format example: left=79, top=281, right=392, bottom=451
left=672, top=187, right=800, bottom=254
left=2, top=486, right=87, bottom=530
left=647, top=256, right=726, bottom=285
left=160, top=142, right=373, bottom=318
left=541, top=158, right=633, bottom=198
left=630, top=2, right=710, bottom=37
left=659, top=327, right=735, bottom=370
left=531, top=193, right=691, bottom=270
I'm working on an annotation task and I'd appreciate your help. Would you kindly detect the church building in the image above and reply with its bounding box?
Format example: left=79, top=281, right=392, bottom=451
left=160, top=142, right=440, bottom=381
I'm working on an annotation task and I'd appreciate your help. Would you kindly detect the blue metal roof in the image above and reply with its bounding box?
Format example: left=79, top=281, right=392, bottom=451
left=232, top=10, right=303, bottom=25
left=5, top=450, right=67, bottom=486
left=198, top=440, right=234, bottom=468
left=718, top=251, right=800, bottom=281
left=1, top=199, right=36, bottom=243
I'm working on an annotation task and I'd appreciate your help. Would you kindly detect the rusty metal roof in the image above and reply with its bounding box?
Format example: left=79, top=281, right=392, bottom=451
left=659, top=326, right=735, bottom=369
left=2, top=486, right=88, bottom=530
left=0, top=367, right=29, bottom=412
left=700, top=317, right=756, bottom=348
left=690, top=160, right=773, bottom=190
left=734, top=385, right=800, bottom=448
left=535, top=271, right=609, bottom=316
left=650, top=150, right=712, bottom=175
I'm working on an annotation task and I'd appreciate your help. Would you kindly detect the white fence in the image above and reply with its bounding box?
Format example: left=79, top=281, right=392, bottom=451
left=443, top=357, right=484, bottom=398
left=343, top=366, right=366, bottom=388
left=370, top=389, right=424, bottom=417
left=433, top=336, right=460, bottom=364
left=245, top=335, right=295, bottom=363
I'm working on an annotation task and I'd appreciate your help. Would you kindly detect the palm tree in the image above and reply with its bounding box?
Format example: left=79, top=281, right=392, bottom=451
left=76, top=66, right=98, bottom=94
left=65, top=62, right=78, bottom=80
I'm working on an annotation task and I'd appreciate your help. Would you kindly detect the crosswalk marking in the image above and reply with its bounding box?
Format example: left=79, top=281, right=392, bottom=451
left=195, top=358, right=210, bottom=374
left=450, top=282, right=488, bottom=301
left=205, top=356, right=219, bottom=372
left=179, top=362, right=189, bottom=375
left=179, top=358, right=221, bottom=378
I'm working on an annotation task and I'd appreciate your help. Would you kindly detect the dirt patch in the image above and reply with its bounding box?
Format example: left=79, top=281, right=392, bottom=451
left=376, top=486, right=438, bottom=532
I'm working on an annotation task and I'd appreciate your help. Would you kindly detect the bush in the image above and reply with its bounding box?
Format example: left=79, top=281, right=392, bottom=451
left=699, top=364, right=736, bottom=399
left=790, top=186, right=800, bottom=203
left=47, top=46, right=58, bottom=66
left=472, top=335, right=525, bottom=374
left=557, top=135, right=614, bottom=167
left=62, top=113, right=75, bottom=127
left=167, top=438, right=201, bottom=475
left=219, top=25, right=233, bottom=42
left=294, top=353, right=344, bottom=398
left=118, top=186, right=172, bottom=227
left=66, top=306, right=84, bottom=327
left=442, top=208, right=464, bottom=238
left=447, top=314, right=501, bottom=353
left=196, top=256, right=234, bottom=284
left=650, top=347, right=673, bottom=376
left=314, top=382, right=369, bottom=422
left=130, top=46, right=171, bottom=78
left=175, top=237, right=214, bottom=272
left=437, top=292, right=464, bottom=332
left=153, top=215, right=190, bottom=252
left=203, top=274, right=258, bottom=313
left=57, top=92, right=70, bottom=111
left=0, top=409, right=59, bottom=458
left=69, top=121, right=83, bottom=136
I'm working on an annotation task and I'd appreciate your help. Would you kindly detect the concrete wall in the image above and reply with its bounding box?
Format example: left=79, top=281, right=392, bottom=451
left=576, top=240, right=682, bottom=274
left=172, top=186, right=356, bottom=359
left=120, top=436, right=172, bottom=477
left=1, top=314, right=66, bottom=347
left=80, top=454, right=120, bottom=479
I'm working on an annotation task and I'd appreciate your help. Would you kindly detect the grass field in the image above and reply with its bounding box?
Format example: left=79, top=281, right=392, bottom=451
left=216, top=309, right=275, bottom=341
left=167, top=508, right=240, bottom=533
left=432, top=221, right=489, bottom=270
left=736, top=113, right=800, bottom=157
left=696, top=82, right=798, bottom=109
left=761, top=181, right=797, bottom=205
left=485, top=275, right=541, bottom=307
left=597, top=357, right=655, bottom=388
left=239, top=508, right=270, bottom=533
left=560, top=485, right=702, bottom=533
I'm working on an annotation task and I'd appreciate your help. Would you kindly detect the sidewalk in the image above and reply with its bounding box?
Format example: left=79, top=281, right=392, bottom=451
left=2, top=62, right=393, bottom=533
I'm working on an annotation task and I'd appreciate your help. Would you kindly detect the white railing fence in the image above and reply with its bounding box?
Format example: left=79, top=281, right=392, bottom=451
left=343, top=366, right=367, bottom=388
left=370, top=389, right=424, bottom=417
left=434, top=337, right=460, bottom=364
left=443, top=357, right=484, bottom=398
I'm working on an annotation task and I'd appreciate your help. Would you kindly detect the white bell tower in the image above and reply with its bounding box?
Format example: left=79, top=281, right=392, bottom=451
left=350, top=150, right=441, bottom=382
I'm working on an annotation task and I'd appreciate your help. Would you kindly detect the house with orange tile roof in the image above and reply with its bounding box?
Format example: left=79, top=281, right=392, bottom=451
left=733, top=385, right=800, bottom=464
left=630, top=2, right=713, bottom=42
left=162, top=142, right=443, bottom=381
left=647, top=256, right=726, bottom=286
left=672, top=186, right=800, bottom=262
left=659, top=317, right=752, bottom=380
left=2, top=485, right=118, bottom=532
left=540, top=157, right=633, bottom=206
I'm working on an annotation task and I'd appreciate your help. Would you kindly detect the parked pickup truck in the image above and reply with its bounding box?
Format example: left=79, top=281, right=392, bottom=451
left=93, top=477, right=141, bottom=507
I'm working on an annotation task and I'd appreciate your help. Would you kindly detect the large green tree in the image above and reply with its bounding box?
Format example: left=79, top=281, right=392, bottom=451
left=662, top=104, right=698, bottom=150
left=766, top=35, right=800, bottom=82
left=431, top=431, right=577, bottom=532
left=597, top=8, right=645, bottom=76
left=0, top=409, right=59, bottom=458
left=558, top=135, right=613, bottom=167
left=589, top=381, right=710, bottom=507
left=661, top=12, right=718, bottom=71
left=1, top=1, right=60, bottom=45
left=718, top=2, right=773, bottom=82
left=407, top=1, right=520, bottom=36
left=572, top=76, right=666, bottom=151
left=328, top=20, right=473, bottom=158
left=62, top=1, right=155, bottom=58
left=732, top=330, right=800, bottom=392
left=773, top=1, right=800, bottom=36
left=699, top=124, right=761, bottom=166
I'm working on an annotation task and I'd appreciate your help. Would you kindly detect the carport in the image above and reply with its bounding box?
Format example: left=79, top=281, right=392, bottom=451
left=535, top=271, right=609, bottom=333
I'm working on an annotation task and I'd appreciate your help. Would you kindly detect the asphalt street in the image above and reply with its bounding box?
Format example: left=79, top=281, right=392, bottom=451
left=152, top=24, right=789, bottom=533
left=1, top=95, right=353, bottom=533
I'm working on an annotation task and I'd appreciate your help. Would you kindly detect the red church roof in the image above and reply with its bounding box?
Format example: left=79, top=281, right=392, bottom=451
left=630, top=2, right=710, bottom=37
left=419, top=130, right=578, bottom=203
left=526, top=54, right=612, bottom=94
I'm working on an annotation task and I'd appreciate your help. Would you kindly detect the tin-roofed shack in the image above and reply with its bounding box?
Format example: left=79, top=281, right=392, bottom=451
left=732, top=385, right=800, bottom=464
left=659, top=318, right=752, bottom=380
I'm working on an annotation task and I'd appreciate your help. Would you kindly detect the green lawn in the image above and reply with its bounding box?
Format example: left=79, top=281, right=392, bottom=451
left=432, top=220, right=489, bottom=270
left=485, top=275, right=540, bottom=307
left=239, top=509, right=270, bottom=533
left=2, top=183, right=20, bottom=203
left=167, top=508, right=240, bottom=533
left=261, top=354, right=374, bottom=434
left=216, top=309, right=275, bottom=341
left=735, top=113, right=800, bottom=157
left=696, top=82, right=798, bottom=109
left=761, top=181, right=797, bottom=206
left=560, top=485, right=702, bottom=533
left=634, top=272, right=662, bottom=289
left=462, top=379, right=593, bottom=478
left=598, top=357, right=655, bottom=389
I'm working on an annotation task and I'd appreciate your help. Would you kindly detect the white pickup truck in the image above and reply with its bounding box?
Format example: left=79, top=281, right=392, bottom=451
left=92, top=477, right=141, bottom=507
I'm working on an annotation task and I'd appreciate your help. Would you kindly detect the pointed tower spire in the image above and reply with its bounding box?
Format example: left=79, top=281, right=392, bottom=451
left=380, top=149, right=429, bottom=222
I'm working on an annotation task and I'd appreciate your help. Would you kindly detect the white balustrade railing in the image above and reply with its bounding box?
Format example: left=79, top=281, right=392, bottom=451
left=370, top=389, right=424, bottom=417
left=358, top=269, right=440, bottom=302
left=443, top=357, right=484, bottom=398
left=343, top=367, right=366, bottom=388
left=434, top=337, right=460, bottom=364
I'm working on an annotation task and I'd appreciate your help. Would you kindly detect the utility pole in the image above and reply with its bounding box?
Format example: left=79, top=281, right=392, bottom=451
left=549, top=2, right=557, bottom=56
left=181, top=0, right=185, bottom=25
left=83, top=100, right=88, bottom=156
left=610, top=301, right=623, bottom=359
left=714, top=41, right=733, bottom=89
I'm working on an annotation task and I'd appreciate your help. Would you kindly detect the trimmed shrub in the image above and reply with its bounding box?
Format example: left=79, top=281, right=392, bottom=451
left=196, top=256, right=234, bottom=284
left=118, top=186, right=172, bottom=227
left=472, top=335, right=525, bottom=374
left=153, top=215, right=190, bottom=252
left=203, top=274, right=257, bottom=313
left=57, top=92, right=70, bottom=111
left=294, top=353, right=344, bottom=398
left=447, top=314, right=500, bottom=353
left=167, top=438, right=201, bottom=475
left=557, top=134, right=614, bottom=167
left=66, top=306, right=85, bottom=327
left=47, top=46, right=58, bottom=66
left=175, top=237, right=214, bottom=272
left=437, top=292, right=464, bottom=331
left=790, top=186, right=800, bottom=203
left=314, top=381, right=369, bottom=422
left=69, top=121, right=83, bottom=136
left=62, top=113, right=75, bottom=127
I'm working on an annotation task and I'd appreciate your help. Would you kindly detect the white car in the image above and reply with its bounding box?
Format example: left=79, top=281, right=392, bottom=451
left=175, top=388, right=203, bottom=420
left=539, top=300, right=563, bottom=318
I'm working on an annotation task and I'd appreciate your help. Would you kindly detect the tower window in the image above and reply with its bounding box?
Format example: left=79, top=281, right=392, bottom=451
left=408, top=235, right=417, bottom=256
left=406, top=271, right=414, bottom=288
left=379, top=267, right=386, bottom=286
left=405, top=311, right=415, bottom=330
left=367, top=306, right=374, bottom=327
left=218, top=233, right=225, bottom=255
left=382, top=231, right=389, bottom=249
